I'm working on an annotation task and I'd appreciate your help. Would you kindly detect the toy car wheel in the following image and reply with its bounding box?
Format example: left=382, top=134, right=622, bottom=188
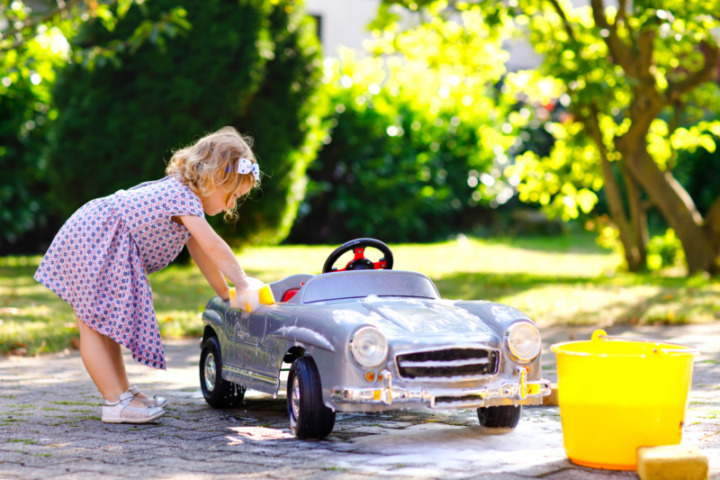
left=200, top=336, right=245, bottom=408
left=477, top=405, right=522, bottom=430
left=287, top=356, right=336, bottom=439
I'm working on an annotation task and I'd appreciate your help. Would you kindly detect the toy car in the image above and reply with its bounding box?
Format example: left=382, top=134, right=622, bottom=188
left=199, top=238, right=551, bottom=439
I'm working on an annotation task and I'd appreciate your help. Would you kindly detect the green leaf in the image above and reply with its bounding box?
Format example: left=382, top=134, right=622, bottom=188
left=117, top=0, right=134, bottom=19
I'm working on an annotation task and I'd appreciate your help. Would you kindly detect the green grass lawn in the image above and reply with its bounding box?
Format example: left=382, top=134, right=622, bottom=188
left=1, top=233, right=719, bottom=356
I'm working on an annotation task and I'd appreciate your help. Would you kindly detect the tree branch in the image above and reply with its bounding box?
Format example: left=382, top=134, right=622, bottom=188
left=617, top=0, right=628, bottom=26
left=590, top=0, right=635, bottom=74
left=666, top=40, right=720, bottom=103
left=636, top=27, right=655, bottom=78
left=546, top=0, right=576, bottom=42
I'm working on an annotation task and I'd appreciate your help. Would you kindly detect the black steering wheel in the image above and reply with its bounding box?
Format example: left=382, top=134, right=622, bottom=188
left=322, top=238, right=394, bottom=274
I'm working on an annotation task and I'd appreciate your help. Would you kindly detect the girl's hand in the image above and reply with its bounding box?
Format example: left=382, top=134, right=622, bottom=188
left=230, top=278, right=263, bottom=311
left=230, top=289, right=244, bottom=310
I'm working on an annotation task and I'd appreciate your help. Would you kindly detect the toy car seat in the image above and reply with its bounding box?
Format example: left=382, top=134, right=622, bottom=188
left=269, top=274, right=313, bottom=303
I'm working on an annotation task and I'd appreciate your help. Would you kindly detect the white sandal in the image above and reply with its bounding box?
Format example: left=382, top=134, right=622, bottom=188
left=129, top=385, right=169, bottom=408
left=102, top=391, right=165, bottom=424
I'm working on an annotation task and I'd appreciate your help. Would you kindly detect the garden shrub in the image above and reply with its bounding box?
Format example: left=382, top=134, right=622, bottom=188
left=288, top=53, right=506, bottom=244
left=0, top=24, right=64, bottom=252
left=0, top=71, right=49, bottom=251
left=646, top=229, right=685, bottom=271
left=45, top=0, right=324, bottom=246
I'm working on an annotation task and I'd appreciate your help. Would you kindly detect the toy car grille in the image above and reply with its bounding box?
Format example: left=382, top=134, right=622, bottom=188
left=395, top=348, right=499, bottom=380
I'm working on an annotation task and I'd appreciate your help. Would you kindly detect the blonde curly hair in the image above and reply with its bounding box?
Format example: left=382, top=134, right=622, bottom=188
left=166, top=126, right=260, bottom=222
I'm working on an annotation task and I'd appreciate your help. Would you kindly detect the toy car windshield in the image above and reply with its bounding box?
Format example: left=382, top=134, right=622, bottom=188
left=301, top=271, right=440, bottom=303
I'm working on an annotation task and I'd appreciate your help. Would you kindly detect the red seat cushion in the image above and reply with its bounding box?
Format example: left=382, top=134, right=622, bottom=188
left=281, top=288, right=299, bottom=302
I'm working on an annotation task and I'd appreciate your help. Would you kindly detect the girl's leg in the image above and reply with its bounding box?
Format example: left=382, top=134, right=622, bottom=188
left=75, top=315, right=144, bottom=408
left=103, top=335, right=131, bottom=392
left=102, top=330, right=166, bottom=406
left=102, top=335, right=150, bottom=400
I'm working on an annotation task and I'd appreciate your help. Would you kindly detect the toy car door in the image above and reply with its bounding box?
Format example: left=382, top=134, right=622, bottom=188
left=227, top=308, right=269, bottom=373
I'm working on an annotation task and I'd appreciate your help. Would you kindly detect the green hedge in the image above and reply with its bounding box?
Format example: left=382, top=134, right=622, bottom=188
left=0, top=23, right=61, bottom=253
left=45, top=0, right=325, bottom=246
left=0, top=76, right=48, bottom=249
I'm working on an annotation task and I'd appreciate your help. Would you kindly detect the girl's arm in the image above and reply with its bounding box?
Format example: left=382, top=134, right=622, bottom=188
left=186, top=235, right=230, bottom=300
left=176, top=215, right=250, bottom=306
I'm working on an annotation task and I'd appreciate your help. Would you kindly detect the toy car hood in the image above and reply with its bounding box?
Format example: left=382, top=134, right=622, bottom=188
left=299, top=297, right=499, bottom=339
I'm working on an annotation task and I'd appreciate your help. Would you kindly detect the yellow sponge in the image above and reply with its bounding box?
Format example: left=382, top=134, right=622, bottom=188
left=258, top=284, right=275, bottom=305
left=228, top=284, right=275, bottom=313
left=637, top=445, right=708, bottom=480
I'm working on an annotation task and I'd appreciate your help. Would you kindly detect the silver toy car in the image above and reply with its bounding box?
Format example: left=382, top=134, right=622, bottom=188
left=199, top=238, right=551, bottom=439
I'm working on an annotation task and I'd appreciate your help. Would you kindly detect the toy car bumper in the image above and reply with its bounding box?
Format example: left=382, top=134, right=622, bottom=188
left=330, top=368, right=552, bottom=410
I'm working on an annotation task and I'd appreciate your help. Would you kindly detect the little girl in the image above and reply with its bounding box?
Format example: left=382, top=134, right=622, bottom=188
left=34, top=126, right=260, bottom=424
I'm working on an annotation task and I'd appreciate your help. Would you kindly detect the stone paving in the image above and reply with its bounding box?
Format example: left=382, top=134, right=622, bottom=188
left=1, top=323, right=719, bottom=479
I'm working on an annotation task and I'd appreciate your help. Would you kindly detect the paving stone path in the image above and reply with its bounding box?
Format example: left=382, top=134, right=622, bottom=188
left=2, top=323, right=719, bottom=479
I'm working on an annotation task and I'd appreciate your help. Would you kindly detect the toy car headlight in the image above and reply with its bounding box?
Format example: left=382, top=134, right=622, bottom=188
left=505, top=321, right=541, bottom=364
left=349, top=327, right=388, bottom=368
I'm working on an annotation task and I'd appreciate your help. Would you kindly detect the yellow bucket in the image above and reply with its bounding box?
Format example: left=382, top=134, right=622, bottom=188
left=551, top=329, right=697, bottom=470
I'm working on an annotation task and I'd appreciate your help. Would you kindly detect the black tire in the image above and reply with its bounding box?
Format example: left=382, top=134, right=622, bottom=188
left=477, top=405, right=522, bottom=430
left=287, top=357, right=336, bottom=439
left=200, top=336, right=245, bottom=408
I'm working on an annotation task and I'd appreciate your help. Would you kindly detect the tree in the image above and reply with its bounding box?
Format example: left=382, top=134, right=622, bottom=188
left=378, top=0, right=720, bottom=274
left=1, top=0, right=324, bottom=251
left=0, top=0, right=187, bottom=252
left=44, top=0, right=325, bottom=245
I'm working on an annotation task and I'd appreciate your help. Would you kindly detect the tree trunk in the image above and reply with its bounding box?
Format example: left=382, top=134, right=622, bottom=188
left=599, top=155, right=642, bottom=270
left=622, top=144, right=716, bottom=273
left=622, top=165, right=647, bottom=268
left=583, top=108, right=643, bottom=270
left=705, top=196, right=720, bottom=273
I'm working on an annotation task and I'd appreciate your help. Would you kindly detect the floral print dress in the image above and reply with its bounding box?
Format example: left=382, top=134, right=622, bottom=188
left=34, top=175, right=204, bottom=369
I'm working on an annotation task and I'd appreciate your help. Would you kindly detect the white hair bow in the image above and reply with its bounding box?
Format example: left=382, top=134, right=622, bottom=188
left=229, top=158, right=259, bottom=181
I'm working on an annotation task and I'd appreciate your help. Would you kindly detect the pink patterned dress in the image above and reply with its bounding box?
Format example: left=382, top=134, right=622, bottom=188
left=34, top=175, right=205, bottom=369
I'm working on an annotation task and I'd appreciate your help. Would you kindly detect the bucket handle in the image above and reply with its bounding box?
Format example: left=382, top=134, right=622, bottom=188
left=590, top=329, right=699, bottom=355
